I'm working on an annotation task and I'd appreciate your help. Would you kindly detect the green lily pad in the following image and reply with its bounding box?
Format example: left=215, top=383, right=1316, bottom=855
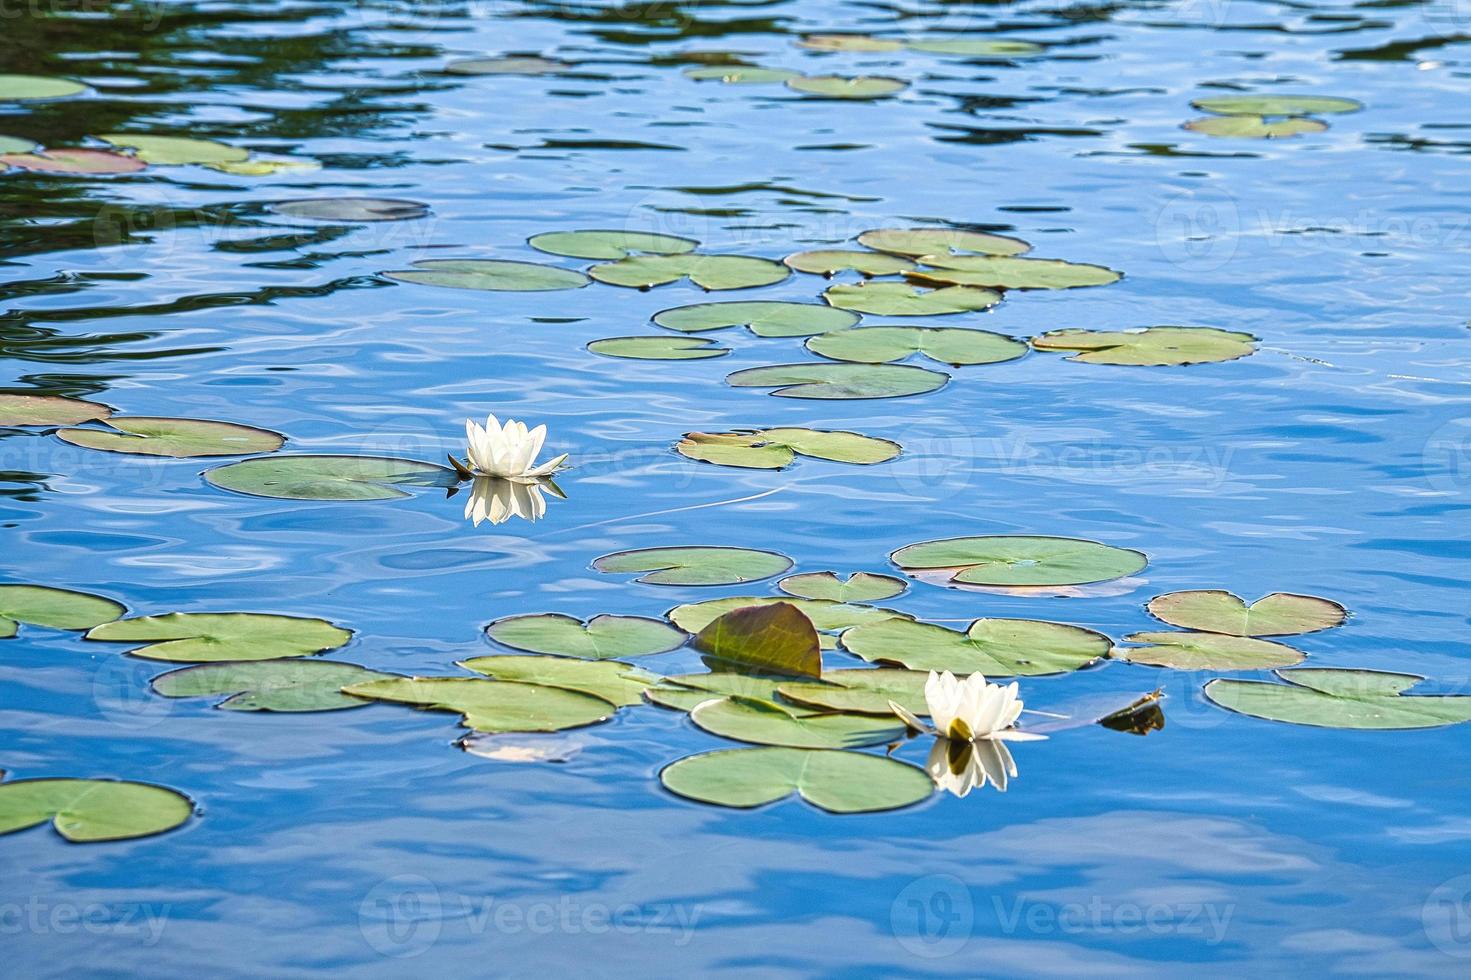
left=150, top=660, right=393, bottom=712
left=0, top=136, right=37, bottom=154
left=691, top=603, right=822, bottom=679
left=0, top=779, right=192, bottom=843
left=653, top=301, right=859, bottom=337
left=786, top=76, right=908, bottom=99
left=205, top=156, right=320, bottom=176
left=270, top=198, right=430, bottom=222
left=0, top=149, right=144, bottom=175
left=1115, top=631, right=1304, bottom=671
left=57, top=417, right=284, bottom=458
left=593, top=546, right=792, bottom=586
left=86, top=612, right=352, bottom=663
left=893, top=534, right=1149, bottom=586
left=1183, top=116, right=1328, bottom=138
left=484, top=613, right=687, bottom=660
left=661, top=747, right=932, bottom=812
left=588, top=254, right=789, bottom=291
left=204, top=455, right=453, bottom=501
left=96, top=134, right=248, bottom=166
left=668, top=596, right=907, bottom=640
left=691, top=696, right=906, bottom=748
left=784, top=250, right=917, bottom=276
left=342, top=676, right=615, bottom=734
left=1147, top=591, right=1347, bottom=637
left=676, top=428, right=901, bottom=469
left=858, top=228, right=1030, bottom=258
left=1205, top=669, right=1471, bottom=730
left=1031, top=327, right=1257, bottom=366
left=726, top=362, right=948, bottom=399
left=645, top=671, right=790, bottom=711
left=776, top=668, right=929, bottom=715
left=0, top=75, right=87, bottom=102
left=842, top=617, right=1111, bottom=675
left=685, top=66, right=800, bottom=84
left=912, top=256, right=1122, bottom=290
left=528, top=230, right=698, bottom=260
left=0, top=585, right=125, bottom=639
left=824, top=281, right=1000, bottom=316
left=778, top=572, right=906, bottom=603
left=588, top=336, right=728, bottom=360
left=1192, top=95, right=1362, bottom=117
left=806, top=326, right=1026, bottom=366
left=798, top=35, right=905, bottom=52
left=906, top=38, right=1044, bottom=57
left=386, top=259, right=590, bottom=292
left=459, top=655, right=660, bottom=707
left=446, top=57, right=569, bottom=75
left=0, top=394, right=111, bottom=427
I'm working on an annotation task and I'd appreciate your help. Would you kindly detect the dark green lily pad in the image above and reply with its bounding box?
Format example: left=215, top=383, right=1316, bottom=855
left=270, top=198, right=430, bottom=222
left=685, top=66, right=800, bottom=84
left=150, top=660, right=393, bottom=712
left=784, top=250, right=917, bottom=276
left=96, top=134, right=247, bottom=166
left=843, top=617, right=1111, bottom=675
left=727, top=362, right=948, bottom=399
left=691, top=603, right=822, bottom=679
left=807, top=326, right=1026, bottom=366
left=1192, top=95, right=1362, bottom=116
left=778, top=572, right=906, bottom=603
left=0, top=75, right=87, bottom=102
left=459, top=655, right=660, bottom=707
left=1147, top=591, right=1347, bottom=637
left=589, top=254, right=789, bottom=291
left=653, top=301, right=858, bottom=337
left=824, top=281, right=1000, bottom=316
left=786, top=76, right=908, bottom=99
left=691, top=696, right=906, bottom=748
left=1031, top=327, right=1257, bottom=366
left=593, top=546, right=792, bottom=586
left=484, top=613, right=687, bottom=660
left=1205, top=669, right=1471, bottom=729
left=0, top=149, right=144, bottom=175
left=529, top=230, right=698, bottom=260
left=446, top=57, right=570, bottom=75
left=0, top=585, right=125, bottom=639
left=342, top=676, right=615, bottom=733
left=386, top=259, right=590, bottom=292
left=913, top=256, right=1122, bottom=290
left=589, top=336, right=728, bottom=360
left=661, top=747, right=932, bottom=812
left=0, top=779, right=192, bottom=843
left=1184, top=116, right=1328, bottom=138
left=906, top=38, right=1044, bottom=57
left=86, top=612, right=352, bottom=663
left=676, top=428, right=901, bottom=469
left=892, top=534, right=1148, bottom=586
left=57, top=417, right=284, bottom=458
left=0, top=394, right=112, bottom=427
left=798, top=35, right=905, bottom=52
left=668, top=596, right=907, bottom=640
left=858, top=228, right=1030, bottom=258
left=776, top=668, right=929, bottom=715
left=1116, top=631, right=1303, bottom=670
left=204, top=455, right=453, bottom=501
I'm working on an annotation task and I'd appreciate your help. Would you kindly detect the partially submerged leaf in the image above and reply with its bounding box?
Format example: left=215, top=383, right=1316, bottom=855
left=1184, top=116, right=1328, bottom=138
left=806, top=326, right=1026, bottom=366
left=484, top=613, right=686, bottom=660
left=726, top=362, right=948, bottom=399
left=1031, top=327, right=1257, bottom=366
left=529, top=230, right=698, bottom=260
left=778, top=572, right=906, bottom=603
left=0, top=394, right=112, bottom=427
left=0, top=779, right=192, bottom=843
left=692, top=696, right=906, bottom=748
left=459, top=655, right=660, bottom=707
left=824, top=281, right=1000, bottom=316
left=892, top=535, right=1148, bottom=586
left=858, top=228, right=1030, bottom=258
left=784, top=250, right=916, bottom=276
left=204, top=455, right=453, bottom=500
left=57, top=417, right=284, bottom=458
left=653, top=300, right=858, bottom=337
left=661, top=747, right=932, bottom=812
left=1192, top=95, right=1362, bottom=116
left=589, top=254, right=789, bottom=291
left=150, top=660, right=392, bottom=712
left=786, top=76, right=908, bottom=99
left=86, top=612, right=352, bottom=663
left=386, top=259, right=590, bottom=292
left=96, top=134, right=248, bottom=166
left=1147, top=591, right=1347, bottom=637
left=1116, top=631, right=1304, bottom=670
left=343, top=676, right=615, bottom=733
left=0, top=585, right=125, bottom=639
left=588, top=336, right=728, bottom=360
left=691, top=603, right=822, bottom=678
left=594, top=546, right=792, bottom=586
left=271, top=198, right=430, bottom=222
left=843, top=617, right=1111, bottom=675
left=912, top=255, right=1121, bottom=290
left=1204, top=669, right=1471, bottom=729
left=676, top=428, right=900, bottom=469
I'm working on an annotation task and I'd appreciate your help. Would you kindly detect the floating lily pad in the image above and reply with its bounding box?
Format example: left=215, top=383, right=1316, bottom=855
left=1205, top=669, right=1471, bottom=729
left=1115, top=631, right=1304, bottom=671
left=668, top=596, right=907, bottom=640
left=691, top=696, right=906, bottom=748
left=824, top=281, right=1000, bottom=316
left=86, top=612, right=352, bottom=663
left=776, top=668, right=929, bottom=715
left=0, top=149, right=145, bottom=175
left=784, top=250, right=916, bottom=276
left=0, top=75, right=87, bottom=102
left=691, top=603, right=822, bottom=678
left=1147, top=591, right=1347, bottom=637
left=386, top=259, right=590, bottom=292
left=726, top=362, right=948, bottom=399
left=892, top=535, right=1148, bottom=586
left=653, top=301, right=858, bottom=337
left=589, top=254, right=789, bottom=291
left=445, top=57, right=569, bottom=75
left=645, top=671, right=790, bottom=711
left=459, top=655, right=660, bottom=707
left=798, top=35, right=904, bottom=52
left=529, top=230, right=698, bottom=260
left=1192, top=95, right=1362, bottom=117
left=96, top=134, right=248, bottom=166
left=661, top=747, right=932, bottom=812
left=685, top=66, right=800, bottom=84
left=786, top=76, right=908, bottom=99
left=1031, top=327, right=1257, bottom=366
left=807, top=326, right=1026, bottom=366
left=270, top=198, right=430, bottom=222
left=588, top=336, right=728, bottom=360
left=0, top=779, right=192, bottom=843
left=1183, top=116, right=1328, bottom=138
left=676, top=428, right=901, bottom=469
left=484, top=613, right=687, bottom=660
left=57, top=417, right=284, bottom=458
left=0, top=136, right=37, bottom=154
left=204, top=455, right=453, bottom=500
left=913, top=256, right=1122, bottom=290
left=778, top=572, right=906, bottom=603
left=593, top=546, right=792, bottom=586
left=858, top=228, right=1030, bottom=258
left=906, top=38, right=1044, bottom=57
left=150, top=660, right=392, bottom=712
left=342, top=677, right=615, bottom=734
left=0, top=585, right=125, bottom=639
left=843, top=617, right=1111, bottom=675
left=0, top=394, right=111, bottom=427
left=205, top=156, right=320, bottom=176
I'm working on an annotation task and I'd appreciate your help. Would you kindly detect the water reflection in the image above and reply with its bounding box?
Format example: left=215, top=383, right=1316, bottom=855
left=460, top=475, right=566, bottom=527
left=926, top=736, right=1019, bottom=797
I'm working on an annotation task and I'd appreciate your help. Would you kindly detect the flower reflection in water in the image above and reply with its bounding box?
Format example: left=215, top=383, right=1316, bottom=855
left=463, top=476, right=566, bottom=527
left=926, top=737, right=1019, bottom=797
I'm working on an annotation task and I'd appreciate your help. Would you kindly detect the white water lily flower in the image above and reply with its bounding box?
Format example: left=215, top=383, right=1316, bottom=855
left=927, top=738, right=1018, bottom=797
left=889, top=670, right=1045, bottom=742
left=463, top=415, right=568, bottom=481
left=464, top=476, right=562, bottom=527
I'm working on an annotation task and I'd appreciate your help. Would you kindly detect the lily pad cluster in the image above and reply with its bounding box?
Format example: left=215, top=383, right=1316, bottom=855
left=1115, top=591, right=1348, bottom=671
left=1184, top=93, right=1362, bottom=139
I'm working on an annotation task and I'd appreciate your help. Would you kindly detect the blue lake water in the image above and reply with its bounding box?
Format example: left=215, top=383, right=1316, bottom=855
left=3, top=0, right=1471, bottom=974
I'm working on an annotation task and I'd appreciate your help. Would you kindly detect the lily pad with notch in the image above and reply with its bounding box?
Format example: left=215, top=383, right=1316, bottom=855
left=589, top=336, right=728, bottom=360
left=824, top=281, right=1000, bottom=316
left=842, top=617, right=1111, bottom=675
left=858, top=228, right=1030, bottom=258
left=1147, top=591, right=1347, bottom=637
left=593, top=546, right=793, bottom=587
left=0, top=779, right=193, bottom=843
left=912, top=255, right=1121, bottom=290
left=778, top=571, right=906, bottom=603
left=1184, top=116, right=1328, bottom=139
left=0, top=394, right=111, bottom=427
left=150, top=660, right=394, bottom=712
left=386, top=259, right=590, bottom=292
left=1204, top=669, right=1471, bottom=729
left=653, top=300, right=858, bottom=337
left=86, top=612, right=352, bottom=663
left=459, top=655, right=661, bottom=707
left=676, top=428, right=901, bottom=469
left=645, top=671, right=791, bottom=712
left=1115, top=632, right=1304, bottom=671
left=777, top=668, right=929, bottom=715
left=589, top=254, right=789, bottom=291
left=691, top=696, right=907, bottom=748
left=784, top=250, right=916, bottom=276
left=342, top=676, right=616, bottom=734
left=727, top=362, right=948, bottom=399
left=204, top=455, right=454, bottom=500
left=57, top=417, right=284, bottom=458
left=529, top=230, right=698, bottom=260
left=0, top=585, right=125, bottom=639
left=892, top=534, right=1148, bottom=586
left=1031, top=327, right=1257, bottom=366
left=661, top=746, right=932, bottom=812
left=484, top=613, right=687, bottom=660
left=786, top=76, right=908, bottom=99
left=806, top=326, right=1026, bottom=366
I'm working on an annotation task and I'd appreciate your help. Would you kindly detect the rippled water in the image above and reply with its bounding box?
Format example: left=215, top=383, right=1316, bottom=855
left=4, top=0, right=1471, bottom=974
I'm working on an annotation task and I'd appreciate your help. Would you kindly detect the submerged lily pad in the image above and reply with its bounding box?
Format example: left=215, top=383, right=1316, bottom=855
left=892, top=535, right=1148, bottom=586
left=798, top=35, right=904, bottom=52
left=776, top=668, right=929, bottom=715
left=653, top=301, right=858, bottom=337
left=589, top=254, right=789, bottom=291
left=1183, top=116, right=1328, bottom=138
left=204, top=455, right=453, bottom=500
left=151, top=660, right=392, bottom=712
left=1192, top=95, right=1362, bottom=116
left=843, top=617, right=1111, bottom=675
left=593, top=546, right=792, bottom=586
left=858, top=228, right=1030, bottom=258
left=446, top=57, right=570, bottom=75
left=1116, top=632, right=1304, bottom=671
left=662, top=747, right=932, bottom=812
left=807, top=326, right=1026, bottom=366
left=1031, top=327, right=1257, bottom=366
left=0, top=75, right=87, bottom=102
left=824, top=281, right=1000, bottom=316
left=57, top=417, right=284, bottom=458
left=0, top=779, right=192, bottom=843
left=691, top=604, right=822, bottom=679
left=778, top=572, right=906, bottom=603
left=96, top=134, right=247, bottom=166
left=529, top=230, right=698, bottom=260
left=342, top=676, right=615, bottom=733
left=913, top=256, right=1122, bottom=290
left=588, top=336, right=728, bottom=360
left=786, top=76, right=908, bottom=99
left=459, top=655, right=660, bottom=707
left=692, top=695, right=907, bottom=748
left=0, top=585, right=125, bottom=639
left=0, top=149, right=144, bottom=175
left=676, top=428, right=901, bottom=469
left=86, top=612, right=352, bottom=663
left=669, top=596, right=907, bottom=639
left=685, top=66, right=799, bottom=84
left=784, top=250, right=916, bottom=276
left=0, top=394, right=111, bottom=427
left=270, top=198, right=430, bottom=222
left=1205, top=669, right=1471, bottom=729
left=386, top=259, right=590, bottom=292
left=906, top=38, right=1044, bottom=57
left=1147, top=591, right=1347, bottom=637
left=727, top=362, right=948, bottom=399
left=484, top=613, right=687, bottom=660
